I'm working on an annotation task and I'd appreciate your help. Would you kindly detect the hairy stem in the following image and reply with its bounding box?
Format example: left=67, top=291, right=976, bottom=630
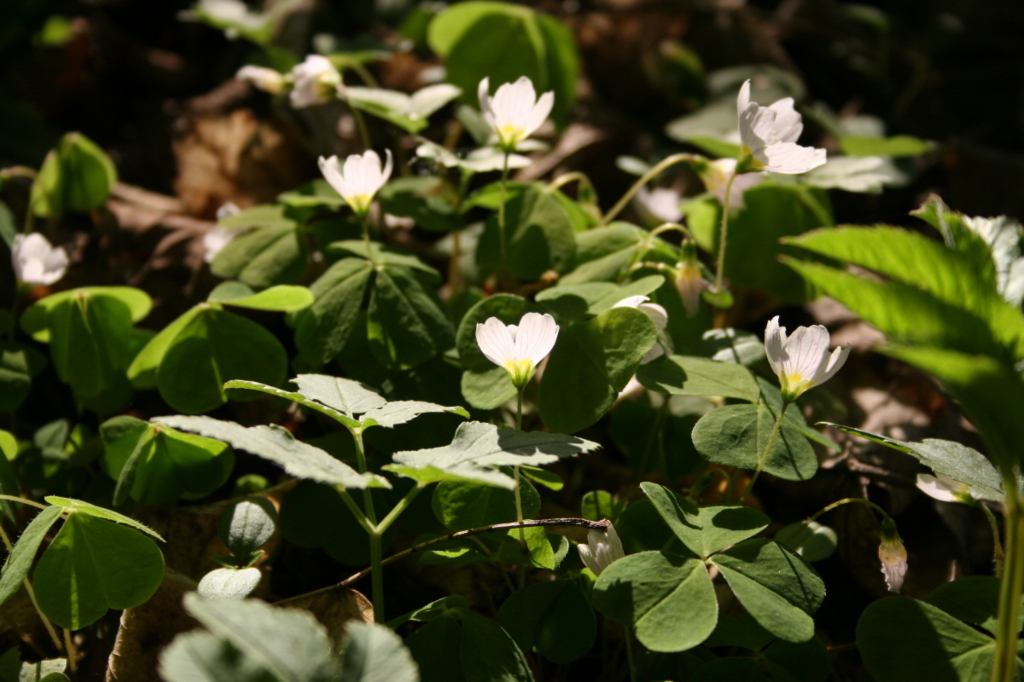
left=0, top=523, right=63, bottom=652
left=992, top=484, right=1024, bottom=682
left=601, top=153, right=699, bottom=225
left=979, top=502, right=1005, bottom=577
left=712, top=170, right=738, bottom=302
left=497, top=152, right=511, bottom=284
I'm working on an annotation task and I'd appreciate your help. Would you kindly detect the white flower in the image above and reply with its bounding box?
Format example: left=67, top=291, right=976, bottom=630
left=916, top=473, right=971, bottom=503
left=475, top=312, right=559, bottom=388
left=478, top=76, right=554, bottom=152
left=236, top=65, right=285, bottom=95
left=577, top=522, right=625, bottom=576
left=674, top=262, right=706, bottom=318
left=698, top=157, right=763, bottom=210
left=318, top=150, right=394, bottom=216
left=635, top=187, right=682, bottom=224
left=764, top=316, right=849, bottom=402
left=736, top=80, right=826, bottom=175
left=289, top=55, right=342, bottom=108
left=203, top=226, right=239, bottom=264
left=12, top=233, right=68, bottom=286
left=878, top=519, right=908, bottom=593
left=612, top=295, right=669, bottom=363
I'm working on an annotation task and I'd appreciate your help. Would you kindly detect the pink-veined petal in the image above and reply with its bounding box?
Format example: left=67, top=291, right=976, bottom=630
left=514, top=312, right=559, bottom=367
left=764, top=316, right=787, bottom=377
left=761, top=142, right=827, bottom=174
left=476, top=317, right=518, bottom=367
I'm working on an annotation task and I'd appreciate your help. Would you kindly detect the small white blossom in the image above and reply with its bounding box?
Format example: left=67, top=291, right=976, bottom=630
left=318, top=150, right=394, bottom=216
left=612, top=295, right=669, bottom=364
left=236, top=65, right=285, bottom=95
left=203, top=226, right=239, bottom=264
left=698, top=157, right=763, bottom=210
left=578, top=522, right=625, bottom=576
left=916, top=473, right=971, bottom=503
left=475, top=312, right=559, bottom=388
left=736, top=80, right=826, bottom=175
left=635, top=187, right=682, bottom=224
left=12, top=233, right=68, bottom=286
left=878, top=519, right=908, bottom=593
left=764, top=316, right=849, bottom=402
left=290, top=55, right=342, bottom=108
left=478, top=76, right=554, bottom=152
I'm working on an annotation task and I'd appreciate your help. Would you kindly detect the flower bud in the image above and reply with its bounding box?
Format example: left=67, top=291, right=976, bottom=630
left=577, top=522, right=625, bottom=576
left=878, top=518, right=908, bottom=593
left=674, top=241, right=707, bottom=318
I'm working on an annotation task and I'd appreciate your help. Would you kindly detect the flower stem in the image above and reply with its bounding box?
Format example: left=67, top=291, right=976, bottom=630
left=63, top=629, right=76, bottom=674
left=360, top=213, right=376, bottom=265
left=516, top=388, right=523, bottom=431
left=713, top=170, right=738, bottom=304
left=624, top=626, right=637, bottom=682
left=497, top=152, right=511, bottom=284
left=352, top=107, right=372, bottom=151
left=601, top=153, right=699, bottom=225
left=739, top=401, right=788, bottom=502
left=0, top=523, right=63, bottom=652
left=991, top=484, right=1024, bottom=682
left=776, top=497, right=892, bottom=548
left=978, top=501, right=1005, bottom=577
left=513, top=464, right=527, bottom=589
left=351, top=428, right=383, bottom=622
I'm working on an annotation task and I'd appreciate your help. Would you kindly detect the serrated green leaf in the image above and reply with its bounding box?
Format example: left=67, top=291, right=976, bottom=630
left=154, top=415, right=390, bottom=489
left=360, top=401, right=469, bottom=429
left=292, top=374, right=386, bottom=417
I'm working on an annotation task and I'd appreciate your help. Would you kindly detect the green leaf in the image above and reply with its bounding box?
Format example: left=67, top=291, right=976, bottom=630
left=224, top=379, right=361, bottom=429
left=361, top=401, right=469, bottom=429
left=686, top=183, right=833, bottom=303
left=498, top=580, right=596, bottom=664
left=340, top=621, right=421, bottom=682
left=608, top=400, right=708, bottom=480
left=100, top=416, right=234, bottom=506
left=43, top=496, right=164, bottom=540
left=0, top=342, right=46, bottom=412
left=581, top=490, right=627, bottom=524
left=377, top=176, right=461, bottom=232
left=856, top=596, right=1015, bottom=682
left=821, top=423, right=1003, bottom=502
left=636, top=355, right=760, bottom=401
left=47, top=292, right=137, bottom=399
left=127, top=306, right=202, bottom=389
left=0, top=505, right=63, bottom=607
left=154, top=415, right=390, bottom=489
left=477, top=186, right=577, bottom=280
left=774, top=521, right=838, bottom=563
left=207, top=282, right=314, bottom=312
left=293, top=258, right=374, bottom=368
left=428, top=1, right=578, bottom=126
left=458, top=609, right=536, bottom=682
left=405, top=613, right=465, bottom=682
left=218, top=498, right=277, bottom=559
left=280, top=481, right=390, bottom=566
left=560, top=224, right=677, bottom=285
left=211, top=224, right=307, bottom=289
left=387, top=421, right=600, bottom=489
left=839, top=135, right=931, bottom=158
left=33, top=513, right=165, bottom=629
left=0, top=431, right=18, bottom=520
left=30, top=132, right=117, bottom=217
left=292, top=373, right=387, bottom=417
left=156, top=305, right=288, bottom=414
left=538, top=306, right=658, bottom=434
left=925, top=576, right=1003, bottom=635
left=369, top=265, right=455, bottom=370
left=691, top=404, right=818, bottom=481
left=21, top=286, right=151, bottom=343
left=711, top=538, right=825, bottom=642
left=431, top=478, right=540, bottom=531
left=346, top=84, right=461, bottom=135
left=460, top=366, right=517, bottom=411
left=592, top=551, right=718, bottom=652
left=641, top=482, right=769, bottom=559
left=696, top=328, right=766, bottom=366
left=169, top=594, right=338, bottom=682
left=519, top=466, right=562, bottom=491
left=535, top=275, right=665, bottom=323
left=327, top=241, right=441, bottom=279
left=454, top=294, right=539, bottom=405
left=197, top=567, right=262, bottom=600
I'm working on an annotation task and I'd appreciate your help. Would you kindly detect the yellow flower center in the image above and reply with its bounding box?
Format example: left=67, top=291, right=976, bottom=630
left=504, top=359, right=535, bottom=388
left=498, top=125, right=525, bottom=150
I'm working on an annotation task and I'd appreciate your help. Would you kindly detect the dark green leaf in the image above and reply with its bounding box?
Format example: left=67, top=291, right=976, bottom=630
left=637, top=355, right=760, bottom=401
left=839, top=135, right=931, bottom=158
left=477, top=186, right=577, bottom=280
left=207, top=283, right=314, bottom=312
left=293, top=258, right=374, bottom=368
left=30, top=132, right=117, bottom=217
left=0, top=506, right=63, bottom=607
left=369, top=266, right=454, bottom=370
left=340, top=621, right=421, bottom=682
left=431, top=478, right=540, bottom=531
left=498, top=580, right=596, bottom=664
left=378, top=176, right=461, bottom=232
left=458, top=609, right=535, bottom=682
left=212, top=224, right=307, bottom=290
left=0, top=342, right=46, bottom=412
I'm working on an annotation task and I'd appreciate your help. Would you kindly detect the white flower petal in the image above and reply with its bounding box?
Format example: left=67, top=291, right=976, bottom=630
left=476, top=317, right=518, bottom=367
left=761, top=142, right=827, bottom=175
left=916, top=474, right=960, bottom=503
left=766, top=97, right=802, bottom=144
left=785, top=326, right=832, bottom=380
left=818, top=344, right=850, bottom=384
left=12, top=233, right=68, bottom=286
left=578, top=523, right=625, bottom=576
left=764, top=316, right=787, bottom=377
left=514, top=312, right=559, bottom=367
left=523, top=90, right=554, bottom=138
left=736, top=79, right=751, bottom=116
